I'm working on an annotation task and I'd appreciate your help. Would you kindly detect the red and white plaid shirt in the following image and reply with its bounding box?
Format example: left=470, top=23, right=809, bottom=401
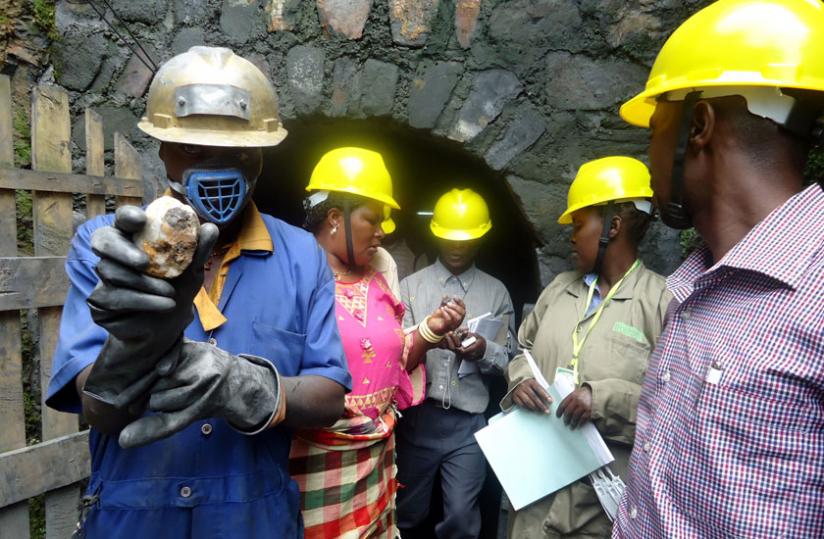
left=614, top=184, right=824, bottom=538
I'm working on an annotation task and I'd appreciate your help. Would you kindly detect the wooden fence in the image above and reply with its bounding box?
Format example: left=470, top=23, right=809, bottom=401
left=0, top=76, right=144, bottom=539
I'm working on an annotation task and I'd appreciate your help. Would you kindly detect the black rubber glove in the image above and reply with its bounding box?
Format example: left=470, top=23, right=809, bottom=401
left=83, top=205, right=218, bottom=408
left=118, top=339, right=282, bottom=449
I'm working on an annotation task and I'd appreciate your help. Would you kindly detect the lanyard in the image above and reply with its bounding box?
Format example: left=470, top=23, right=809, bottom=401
left=570, top=259, right=640, bottom=383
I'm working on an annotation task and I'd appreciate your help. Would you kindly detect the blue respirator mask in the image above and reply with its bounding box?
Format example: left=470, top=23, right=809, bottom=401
left=170, top=168, right=251, bottom=226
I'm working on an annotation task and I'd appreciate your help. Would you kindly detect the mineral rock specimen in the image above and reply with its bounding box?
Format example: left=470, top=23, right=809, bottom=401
left=135, top=196, right=199, bottom=279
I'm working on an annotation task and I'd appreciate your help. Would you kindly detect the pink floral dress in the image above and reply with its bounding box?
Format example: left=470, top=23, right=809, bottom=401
left=290, top=270, right=425, bottom=538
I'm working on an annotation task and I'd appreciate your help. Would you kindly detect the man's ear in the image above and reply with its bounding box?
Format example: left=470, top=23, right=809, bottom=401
left=690, top=101, right=716, bottom=151
left=608, top=214, right=622, bottom=239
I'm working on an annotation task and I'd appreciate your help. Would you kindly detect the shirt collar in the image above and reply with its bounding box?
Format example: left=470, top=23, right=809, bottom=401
left=434, top=258, right=477, bottom=290
left=567, top=261, right=645, bottom=300
left=667, top=183, right=824, bottom=301
left=582, top=273, right=600, bottom=299
left=192, top=202, right=272, bottom=332
left=234, top=202, right=273, bottom=254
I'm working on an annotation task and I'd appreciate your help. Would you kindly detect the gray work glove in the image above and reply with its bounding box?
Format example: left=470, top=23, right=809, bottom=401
left=83, top=205, right=219, bottom=408
left=118, top=339, right=282, bottom=449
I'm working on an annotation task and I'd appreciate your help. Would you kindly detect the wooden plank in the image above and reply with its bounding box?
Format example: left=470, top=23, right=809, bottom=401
left=0, top=257, right=68, bottom=311
left=31, top=83, right=81, bottom=538
left=85, top=109, right=107, bottom=218
left=0, top=76, right=17, bottom=254
left=0, top=73, right=29, bottom=539
left=0, top=167, right=143, bottom=197
left=114, top=131, right=144, bottom=207
left=0, top=503, right=30, bottom=539
left=0, top=431, right=90, bottom=508
left=0, top=76, right=12, bottom=166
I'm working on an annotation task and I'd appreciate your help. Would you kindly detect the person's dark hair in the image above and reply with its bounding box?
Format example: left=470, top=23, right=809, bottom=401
left=303, top=191, right=365, bottom=234
left=600, top=202, right=653, bottom=246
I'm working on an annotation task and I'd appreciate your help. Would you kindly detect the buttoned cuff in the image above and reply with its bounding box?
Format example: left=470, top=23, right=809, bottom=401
left=477, top=339, right=507, bottom=374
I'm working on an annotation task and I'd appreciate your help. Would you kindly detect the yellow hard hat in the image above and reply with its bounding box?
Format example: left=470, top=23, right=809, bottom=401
left=558, top=156, right=652, bottom=224
left=306, top=147, right=401, bottom=212
left=621, top=0, right=824, bottom=127
left=382, top=206, right=396, bottom=234
left=430, top=188, right=492, bottom=241
left=138, top=46, right=287, bottom=147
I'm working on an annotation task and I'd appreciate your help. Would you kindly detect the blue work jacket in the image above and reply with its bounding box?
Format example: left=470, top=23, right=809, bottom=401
left=46, top=211, right=351, bottom=538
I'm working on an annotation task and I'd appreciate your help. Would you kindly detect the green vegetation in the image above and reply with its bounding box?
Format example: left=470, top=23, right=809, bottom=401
left=679, top=228, right=702, bottom=259
left=32, top=0, right=58, bottom=41
left=13, top=109, right=31, bottom=167
left=804, top=146, right=824, bottom=185
left=0, top=13, right=15, bottom=40
left=16, top=190, right=34, bottom=255
left=29, top=494, right=46, bottom=538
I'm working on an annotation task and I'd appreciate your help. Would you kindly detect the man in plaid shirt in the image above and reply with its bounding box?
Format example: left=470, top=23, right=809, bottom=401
left=612, top=0, right=824, bottom=537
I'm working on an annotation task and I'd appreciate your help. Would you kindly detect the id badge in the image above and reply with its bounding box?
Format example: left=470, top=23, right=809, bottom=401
left=555, top=367, right=576, bottom=387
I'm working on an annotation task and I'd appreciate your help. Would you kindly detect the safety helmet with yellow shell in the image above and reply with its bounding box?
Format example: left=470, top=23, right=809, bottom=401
left=620, top=0, right=824, bottom=229
left=558, top=156, right=653, bottom=225
left=138, top=46, right=287, bottom=147
left=306, top=147, right=400, bottom=235
left=430, top=188, right=492, bottom=241
left=621, top=0, right=824, bottom=130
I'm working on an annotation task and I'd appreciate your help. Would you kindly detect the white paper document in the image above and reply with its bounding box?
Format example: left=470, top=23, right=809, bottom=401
left=457, top=313, right=504, bottom=378
left=474, top=350, right=614, bottom=511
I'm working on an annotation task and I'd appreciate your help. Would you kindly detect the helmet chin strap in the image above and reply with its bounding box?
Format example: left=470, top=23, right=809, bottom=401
left=343, top=198, right=356, bottom=270
left=593, top=202, right=614, bottom=276
left=661, top=91, right=701, bottom=230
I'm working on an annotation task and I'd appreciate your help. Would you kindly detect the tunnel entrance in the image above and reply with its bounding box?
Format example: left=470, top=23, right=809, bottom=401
left=255, top=117, right=542, bottom=324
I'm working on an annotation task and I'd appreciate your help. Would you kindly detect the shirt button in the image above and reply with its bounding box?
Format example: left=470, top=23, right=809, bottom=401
left=630, top=505, right=638, bottom=519
left=208, top=337, right=217, bottom=346
left=439, top=385, right=444, bottom=390
left=643, top=442, right=651, bottom=453
left=201, top=423, right=213, bottom=436
left=180, top=486, right=192, bottom=498
left=661, top=370, right=671, bottom=383
left=681, top=309, right=691, bottom=320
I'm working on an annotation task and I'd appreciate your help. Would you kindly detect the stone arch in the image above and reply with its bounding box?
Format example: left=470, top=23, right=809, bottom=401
left=255, top=115, right=543, bottom=316
left=51, top=0, right=695, bottom=291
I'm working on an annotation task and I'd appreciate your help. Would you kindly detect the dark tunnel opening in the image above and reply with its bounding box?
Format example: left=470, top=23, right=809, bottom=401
left=255, top=117, right=543, bottom=326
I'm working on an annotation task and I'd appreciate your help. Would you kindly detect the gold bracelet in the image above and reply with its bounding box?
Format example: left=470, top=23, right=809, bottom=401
left=418, top=316, right=444, bottom=344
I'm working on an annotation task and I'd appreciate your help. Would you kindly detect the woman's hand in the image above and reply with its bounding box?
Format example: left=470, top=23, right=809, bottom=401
left=556, top=385, right=593, bottom=428
left=426, top=297, right=466, bottom=337
left=512, top=378, right=553, bottom=414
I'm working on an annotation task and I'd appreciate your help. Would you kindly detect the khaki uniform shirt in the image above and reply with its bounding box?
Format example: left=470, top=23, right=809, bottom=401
left=502, top=262, right=672, bottom=538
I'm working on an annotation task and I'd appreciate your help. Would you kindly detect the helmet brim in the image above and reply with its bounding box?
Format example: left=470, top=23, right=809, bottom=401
left=138, top=121, right=289, bottom=148
left=429, top=221, right=491, bottom=241
left=619, top=92, right=655, bottom=128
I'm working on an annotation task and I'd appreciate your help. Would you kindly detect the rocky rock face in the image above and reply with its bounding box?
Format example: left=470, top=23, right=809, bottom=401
left=47, top=0, right=716, bottom=284
left=135, top=197, right=199, bottom=279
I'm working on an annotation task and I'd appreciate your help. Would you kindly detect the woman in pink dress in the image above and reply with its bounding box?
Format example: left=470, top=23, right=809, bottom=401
left=290, top=147, right=466, bottom=538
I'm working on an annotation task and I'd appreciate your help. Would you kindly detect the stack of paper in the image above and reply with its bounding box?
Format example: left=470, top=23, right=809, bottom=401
left=457, top=313, right=503, bottom=378
left=474, top=352, right=614, bottom=511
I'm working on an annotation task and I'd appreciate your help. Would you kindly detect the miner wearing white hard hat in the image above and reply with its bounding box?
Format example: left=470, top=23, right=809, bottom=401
left=45, top=47, right=350, bottom=538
